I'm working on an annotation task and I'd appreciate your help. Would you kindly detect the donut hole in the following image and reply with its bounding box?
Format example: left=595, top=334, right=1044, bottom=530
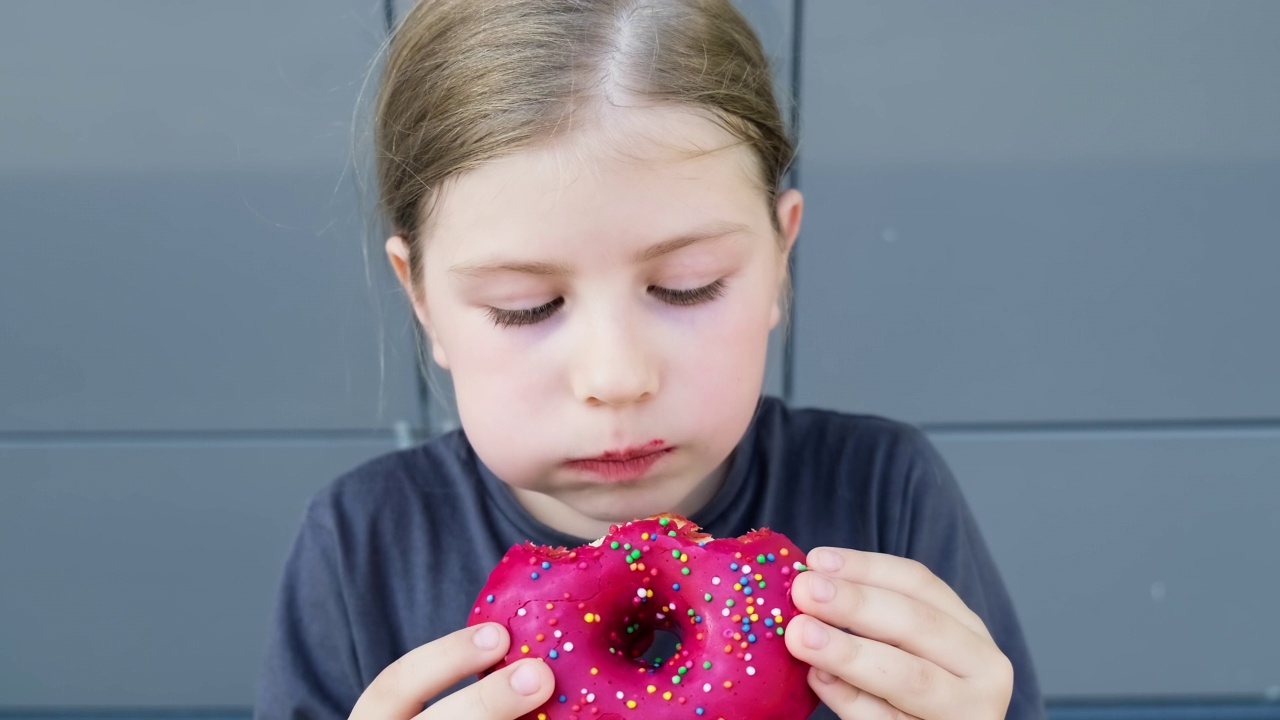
left=636, top=628, right=682, bottom=668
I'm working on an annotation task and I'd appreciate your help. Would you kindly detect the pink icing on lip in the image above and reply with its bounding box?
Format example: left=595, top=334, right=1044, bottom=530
left=575, top=439, right=669, bottom=462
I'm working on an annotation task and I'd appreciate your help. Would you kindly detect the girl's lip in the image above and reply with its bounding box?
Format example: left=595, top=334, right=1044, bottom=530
left=563, top=446, right=674, bottom=482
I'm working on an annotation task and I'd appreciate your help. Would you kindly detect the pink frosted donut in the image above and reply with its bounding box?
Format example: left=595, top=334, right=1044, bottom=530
left=468, top=514, right=819, bottom=720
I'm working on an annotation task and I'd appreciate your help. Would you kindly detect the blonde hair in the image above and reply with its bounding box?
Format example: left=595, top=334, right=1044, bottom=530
left=373, top=0, right=795, bottom=296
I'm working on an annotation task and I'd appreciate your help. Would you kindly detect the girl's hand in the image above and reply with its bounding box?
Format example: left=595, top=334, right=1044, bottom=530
left=349, top=623, right=554, bottom=719
left=785, top=547, right=1014, bottom=720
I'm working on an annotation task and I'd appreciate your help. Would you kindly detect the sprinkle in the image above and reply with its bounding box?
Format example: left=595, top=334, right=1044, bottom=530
left=659, top=517, right=671, bottom=526
left=584, top=613, right=596, bottom=623
left=530, top=572, right=539, bottom=580
left=559, top=695, right=567, bottom=703
left=587, top=692, right=596, bottom=702
left=541, top=561, right=551, bottom=569
left=617, top=691, right=625, bottom=700
left=626, top=700, right=637, bottom=709
left=703, top=682, right=712, bottom=692
left=780, top=548, right=789, bottom=556
left=672, top=675, right=682, bottom=684
left=711, top=577, right=721, bottom=586
left=672, top=583, right=681, bottom=591
left=485, top=594, right=495, bottom=603
left=611, top=541, right=620, bottom=549
left=663, top=691, right=673, bottom=700
left=591, top=667, right=599, bottom=675
left=549, top=650, right=559, bottom=659
left=730, top=563, right=739, bottom=571
left=704, top=592, right=712, bottom=601
left=681, top=567, right=691, bottom=575
left=647, top=685, right=656, bottom=694
left=747, top=666, right=756, bottom=675
left=757, top=554, right=766, bottom=564
left=517, top=608, right=527, bottom=617
left=767, top=553, right=776, bottom=562
left=702, top=660, right=712, bottom=669
left=520, top=645, right=530, bottom=653
left=564, top=642, right=573, bottom=651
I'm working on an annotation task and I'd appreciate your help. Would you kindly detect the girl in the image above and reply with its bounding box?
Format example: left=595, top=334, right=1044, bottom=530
left=257, top=1, right=1045, bottom=718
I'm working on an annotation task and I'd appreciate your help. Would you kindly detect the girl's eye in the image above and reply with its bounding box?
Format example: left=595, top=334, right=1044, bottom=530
left=486, top=297, right=565, bottom=328
left=484, top=279, right=725, bottom=329
left=650, top=278, right=726, bottom=306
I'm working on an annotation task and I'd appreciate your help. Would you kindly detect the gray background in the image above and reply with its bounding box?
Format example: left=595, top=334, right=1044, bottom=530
left=1, top=0, right=1277, bottom=713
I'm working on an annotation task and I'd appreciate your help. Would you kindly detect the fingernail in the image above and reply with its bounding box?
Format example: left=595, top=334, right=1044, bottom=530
left=809, top=548, right=842, bottom=573
left=802, top=618, right=829, bottom=649
left=510, top=662, right=543, bottom=695
left=808, top=573, right=836, bottom=602
left=814, top=669, right=838, bottom=684
left=473, top=624, right=500, bottom=650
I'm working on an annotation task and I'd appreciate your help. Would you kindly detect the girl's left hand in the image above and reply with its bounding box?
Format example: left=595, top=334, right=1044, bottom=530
left=784, top=546, right=1014, bottom=720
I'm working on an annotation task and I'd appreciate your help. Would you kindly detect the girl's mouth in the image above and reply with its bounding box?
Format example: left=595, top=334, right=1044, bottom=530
left=564, top=444, right=674, bottom=482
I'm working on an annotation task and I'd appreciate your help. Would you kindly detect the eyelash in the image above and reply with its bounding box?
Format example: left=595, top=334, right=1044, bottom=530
left=485, top=279, right=727, bottom=328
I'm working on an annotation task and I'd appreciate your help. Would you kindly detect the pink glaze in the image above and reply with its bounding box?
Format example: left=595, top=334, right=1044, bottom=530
left=469, top=514, right=819, bottom=720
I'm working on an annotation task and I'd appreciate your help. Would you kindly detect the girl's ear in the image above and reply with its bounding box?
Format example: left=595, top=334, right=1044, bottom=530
left=770, top=189, right=804, bottom=328
left=385, top=235, right=451, bottom=369
left=775, top=188, right=803, bottom=261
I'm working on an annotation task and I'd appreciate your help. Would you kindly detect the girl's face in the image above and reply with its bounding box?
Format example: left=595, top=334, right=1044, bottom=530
left=387, top=107, right=802, bottom=539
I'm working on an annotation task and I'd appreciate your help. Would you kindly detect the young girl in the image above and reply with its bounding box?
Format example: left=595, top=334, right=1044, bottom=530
left=257, top=1, right=1045, bottom=718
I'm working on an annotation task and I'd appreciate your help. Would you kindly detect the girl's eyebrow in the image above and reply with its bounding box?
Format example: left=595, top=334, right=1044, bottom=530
left=633, top=221, right=752, bottom=262
left=450, top=221, right=752, bottom=278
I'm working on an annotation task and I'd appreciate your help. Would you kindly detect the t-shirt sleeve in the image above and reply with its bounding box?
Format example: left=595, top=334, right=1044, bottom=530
left=255, top=500, right=365, bottom=719
left=887, top=427, right=1048, bottom=720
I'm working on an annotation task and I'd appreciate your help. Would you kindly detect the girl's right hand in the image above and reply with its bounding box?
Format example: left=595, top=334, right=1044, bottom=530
left=349, top=622, right=554, bottom=719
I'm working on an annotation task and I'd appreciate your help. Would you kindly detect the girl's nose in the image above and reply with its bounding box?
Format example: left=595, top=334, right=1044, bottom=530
left=570, top=310, right=659, bottom=408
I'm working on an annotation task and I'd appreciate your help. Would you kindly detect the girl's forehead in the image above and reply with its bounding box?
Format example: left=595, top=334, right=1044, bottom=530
left=426, top=107, right=766, bottom=249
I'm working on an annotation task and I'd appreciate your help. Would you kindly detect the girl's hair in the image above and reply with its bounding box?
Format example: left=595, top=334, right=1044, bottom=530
left=373, top=0, right=796, bottom=296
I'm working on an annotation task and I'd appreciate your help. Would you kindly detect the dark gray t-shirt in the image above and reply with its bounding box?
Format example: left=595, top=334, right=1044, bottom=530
left=256, top=395, right=1046, bottom=719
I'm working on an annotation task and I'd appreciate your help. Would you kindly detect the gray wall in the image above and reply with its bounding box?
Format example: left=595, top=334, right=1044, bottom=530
left=795, top=0, right=1280, bottom=700
left=0, top=0, right=419, bottom=707
left=2, top=0, right=1277, bottom=711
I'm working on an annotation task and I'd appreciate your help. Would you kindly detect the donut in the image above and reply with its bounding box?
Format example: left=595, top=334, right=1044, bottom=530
left=468, top=514, right=819, bottom=720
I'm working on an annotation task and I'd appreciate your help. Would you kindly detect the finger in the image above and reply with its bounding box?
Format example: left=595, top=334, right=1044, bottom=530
left=792, top=570, right=1000, bottom=677
left=785, top=614, right=962, bottom=720
left=808, top=666, right=923, bottom=720
left=805, top=547, right=992, bottom=640
left=417, top=658, right=554, bottom=720
left=350, top=623, right=511, bottom=718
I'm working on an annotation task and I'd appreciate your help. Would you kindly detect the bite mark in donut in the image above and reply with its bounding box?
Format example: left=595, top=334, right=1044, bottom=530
left=469, top=514, right=819, bottom=720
